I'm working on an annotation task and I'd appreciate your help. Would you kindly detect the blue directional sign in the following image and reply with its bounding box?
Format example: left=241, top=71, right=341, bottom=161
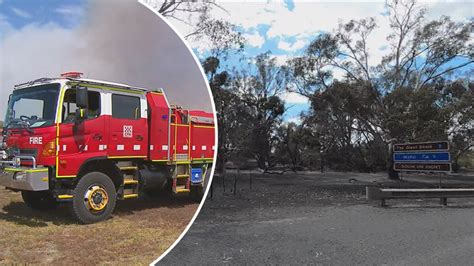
left=393, top=141, right=452, bottom=172
left=393, top=152, right=450, bottom=162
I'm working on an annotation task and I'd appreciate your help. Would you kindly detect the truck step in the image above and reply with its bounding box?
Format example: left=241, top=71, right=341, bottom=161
left=120, top=162, right=139, bottom=197
left=175, top=154, right=189, bottom=161
left=120, top=166, right=138, bottom=170
left=124, top=179, right=139, bottom=185
left=172, top=166, right=190, bottom=194
left=173, top=183, right=190, bottom=194
left=116, top=161, right=134, bottom=167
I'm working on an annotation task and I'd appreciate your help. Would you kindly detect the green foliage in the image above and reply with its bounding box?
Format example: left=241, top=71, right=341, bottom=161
left=458, top=152, right=474, bottom=169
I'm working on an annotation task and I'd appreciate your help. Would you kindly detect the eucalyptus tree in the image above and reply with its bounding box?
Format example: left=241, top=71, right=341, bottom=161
left=286, top=0, right=473, bottom=175
left=229, top=52, right=287, bottom=170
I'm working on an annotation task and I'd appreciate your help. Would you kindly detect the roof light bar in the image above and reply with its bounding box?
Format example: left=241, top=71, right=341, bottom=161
left=60, top=71, right=83, bottom=79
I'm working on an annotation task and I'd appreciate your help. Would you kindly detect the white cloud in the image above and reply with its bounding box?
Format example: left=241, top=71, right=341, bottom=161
left=423, top=2, right=474, bottom=22
left=55, top=5, right=84, bottom=16
left=163, top=2, right=390, bottom=66
left=244, top=31, right=265, bottom=48
left=164, top=1, right=471, bottom=71
left=273, top=54, right=290, bottom=66
left=208, top=2, right=386, bottom=39
left=286, top=116, right=302, bottom=125
left=153, top=1, right=472, bottom=123
left=0, top=13, right=6, bottom=21
left=0, top=13, right=11, bottom=32
left=54, top=5, right=86, bottom=27
left=11, top=7, right=32, bottom=19
left=277, top=38, right=306, bottom=52
left=281, top=91, right=309, bottom=104
left=331, top=67, right=347, bottom=81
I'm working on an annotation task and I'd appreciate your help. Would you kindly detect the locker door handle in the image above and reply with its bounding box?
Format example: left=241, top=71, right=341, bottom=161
left=136, top=135, right=143, bottom=141
left=93, top=134, right=102, bottom=141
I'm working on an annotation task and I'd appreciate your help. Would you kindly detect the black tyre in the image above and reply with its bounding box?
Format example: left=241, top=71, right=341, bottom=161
left=190, top=185, right=204, bottom=202
left=70, top=172, right=117, bottom=224
left=21, top=191, right=58, bottom=210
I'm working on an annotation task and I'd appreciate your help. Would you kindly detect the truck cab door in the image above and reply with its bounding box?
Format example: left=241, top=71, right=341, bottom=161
left=57, top=88, right=106, bottom=177
left=107, top=93, right=148, bottom=159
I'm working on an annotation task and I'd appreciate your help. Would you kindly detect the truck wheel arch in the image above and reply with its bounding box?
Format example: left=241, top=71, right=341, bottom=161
left=76, top=157, right=123, bottom=191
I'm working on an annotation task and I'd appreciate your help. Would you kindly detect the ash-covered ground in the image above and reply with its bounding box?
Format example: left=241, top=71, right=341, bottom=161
left=161, top=171, right=474, bottom=265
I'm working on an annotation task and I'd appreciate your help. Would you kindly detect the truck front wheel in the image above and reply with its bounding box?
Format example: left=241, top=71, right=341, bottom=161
left=21, top=191, right=58, bottom=210
left=70, top=172, right=117, bottom=224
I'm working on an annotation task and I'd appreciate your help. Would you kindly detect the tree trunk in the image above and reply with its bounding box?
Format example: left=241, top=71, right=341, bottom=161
left=387, top=160, right=400, bottom=180
left=387, top=143, right=400, bottom=180
left=216, top=150, right=226, bottom=174
left=320, top=155, right=325, bottom=173
left=452, top=158, right=459, bottom=173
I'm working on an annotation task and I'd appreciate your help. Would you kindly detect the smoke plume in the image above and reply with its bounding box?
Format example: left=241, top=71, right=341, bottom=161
left=0, top=0, right=212, bottom=119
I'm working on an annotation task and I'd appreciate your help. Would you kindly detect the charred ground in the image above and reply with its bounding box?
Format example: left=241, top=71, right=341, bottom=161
left=162, top=171, right=474, bottom=265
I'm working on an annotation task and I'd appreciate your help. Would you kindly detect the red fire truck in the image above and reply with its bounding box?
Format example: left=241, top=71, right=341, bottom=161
left=0, top=72, right=215, bottom=223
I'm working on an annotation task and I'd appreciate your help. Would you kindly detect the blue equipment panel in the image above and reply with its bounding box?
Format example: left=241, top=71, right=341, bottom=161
left=191, top=168, right=203, bottom=184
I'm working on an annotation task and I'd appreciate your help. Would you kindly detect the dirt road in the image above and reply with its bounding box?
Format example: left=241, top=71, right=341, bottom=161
left=0, top=189, right=198, bottom=264
left=161, top=171, right=474, bottom=265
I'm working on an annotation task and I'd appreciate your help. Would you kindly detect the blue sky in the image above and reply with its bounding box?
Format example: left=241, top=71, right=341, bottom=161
left=1, top=0, right=472, bottom=123
left=0, top=0, right=85, bottom=30
left=0, top=0, right=312, bottom=122
left=172, top=1, right=473, bottom=124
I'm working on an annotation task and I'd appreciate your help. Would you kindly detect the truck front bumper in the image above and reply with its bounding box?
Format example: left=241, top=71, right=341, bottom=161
left=0, top=167, right=49, bottom=191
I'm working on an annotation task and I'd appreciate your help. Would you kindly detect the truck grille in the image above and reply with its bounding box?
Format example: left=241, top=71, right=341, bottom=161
left=19, top=148, right=38, bottom=157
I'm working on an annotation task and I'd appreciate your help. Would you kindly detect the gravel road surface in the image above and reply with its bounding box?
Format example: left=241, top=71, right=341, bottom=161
left=161, top=171, right=474, bottom=265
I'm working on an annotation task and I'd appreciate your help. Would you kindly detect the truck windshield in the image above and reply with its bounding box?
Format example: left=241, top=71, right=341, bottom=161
left=4, top=83, right=60, bottom=129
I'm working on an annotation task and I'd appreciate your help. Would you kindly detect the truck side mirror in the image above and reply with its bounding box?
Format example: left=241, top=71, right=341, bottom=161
left=76, top=86, right=88, bottom=108
left=75, top=108, right=88, bottom=122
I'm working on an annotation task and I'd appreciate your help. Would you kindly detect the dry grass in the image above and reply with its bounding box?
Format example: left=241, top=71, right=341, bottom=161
left=0, top=189, right=198, bottom=264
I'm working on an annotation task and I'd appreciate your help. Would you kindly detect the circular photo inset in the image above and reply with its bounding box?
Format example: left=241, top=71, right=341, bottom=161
left=0, top=0, right=215, bottom=264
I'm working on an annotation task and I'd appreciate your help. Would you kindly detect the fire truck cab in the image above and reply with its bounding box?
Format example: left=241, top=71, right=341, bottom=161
left=0, top=72, right=215, bottom=223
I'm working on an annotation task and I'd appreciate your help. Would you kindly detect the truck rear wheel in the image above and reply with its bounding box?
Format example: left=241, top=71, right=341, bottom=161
left=190, top=186, right=204, bottom=202
left=21, top=191, right=58, bottom=210
left=70, top=172, right=117, bottom=224
left=191, top=166, right=211, bottom=202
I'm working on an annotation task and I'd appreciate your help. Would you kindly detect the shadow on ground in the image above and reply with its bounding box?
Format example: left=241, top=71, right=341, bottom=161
left=0, top=202, right=73, bottom=227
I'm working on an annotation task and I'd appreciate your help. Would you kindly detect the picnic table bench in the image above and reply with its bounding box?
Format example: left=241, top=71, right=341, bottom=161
left=366, top=186, right=474, bottom=207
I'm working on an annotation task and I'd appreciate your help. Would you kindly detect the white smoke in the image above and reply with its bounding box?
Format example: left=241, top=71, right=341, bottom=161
left=0, top=0, right=212, bottom=120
